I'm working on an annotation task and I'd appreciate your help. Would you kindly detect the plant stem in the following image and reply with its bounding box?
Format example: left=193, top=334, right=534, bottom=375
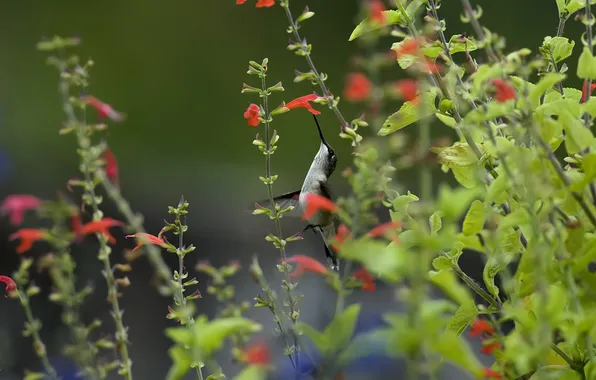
left=58, top=62, right=132, bottom=380
left=260, top=70, right=299, bottom=369
left=280, top=1, right=350, bottom=132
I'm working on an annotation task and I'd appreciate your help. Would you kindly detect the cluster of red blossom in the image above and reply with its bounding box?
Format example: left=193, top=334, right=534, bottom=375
left=469, top=318, right=503, bottom=379
left=243, top=93, right=321, bottom=127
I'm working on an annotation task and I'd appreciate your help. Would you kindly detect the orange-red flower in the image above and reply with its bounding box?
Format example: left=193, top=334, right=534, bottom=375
left=394, top=38, right=420, bottom=58
left=244, top=104, right=261, bottom=127
left=481, top=340, right=501, bottom=355
left=81, top=95, right=125, bottom=122
left=367, top=221, right=402, bottom=238
left=344, top=73, right=372, bottom=102
left=301, top=193, right=338, bottom=220
left=491, top=79, right=515, bottom=103
left=242, top=339, right=270, bottom=366
left=353, top=267, right=376, bottom=292
left=237, top=0, right=275, bottom=6
left=125, top=232, right=168, bottom=252
left=482, top=368, right=503, bottom=379
left=78, top=218, right=124, bottom=244
left=331, top=224, right=352, bottom=251
left=581, top=79, right=596, bottom=103
left=394, top=80, right=418, bottom=102
left=286, top=255, right=329, bottom=278
left=421, top=59, right=441, bottom=74
left=285, top=94, right=322, bottom=115
left=469, top=318, right=495, bottom=337
left=0, top=276, right=16, bottom=293
left=369, top=0, right=386, bottom=23
left=103, top=147, right=119, bottom=188
left=9, top=229, right=47, bottom=254
left=0, top=194, right=42, bottom=226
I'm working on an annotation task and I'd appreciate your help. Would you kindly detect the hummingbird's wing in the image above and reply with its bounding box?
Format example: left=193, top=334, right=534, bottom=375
left=250, top=189, right=303, bottom=218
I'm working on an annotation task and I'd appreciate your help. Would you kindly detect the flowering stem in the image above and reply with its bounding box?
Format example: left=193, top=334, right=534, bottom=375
left=260, top=69, right=299, bottom=368
left=57, top=62, right=132, bottom=380
left=16, top=288, right=58, bottom=379
left=280, top=0, right=350, bottom=132
left=97, top=170, right=173, bottom=293
left=460, top=0, right=499, bottom=62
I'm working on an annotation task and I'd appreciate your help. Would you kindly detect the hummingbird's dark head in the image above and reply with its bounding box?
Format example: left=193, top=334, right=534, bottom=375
left=313, top=115, right=337, bottom=177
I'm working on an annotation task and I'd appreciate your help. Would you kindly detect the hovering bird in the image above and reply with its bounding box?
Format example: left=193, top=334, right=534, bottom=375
left=255, top=115, right=340, bottom=270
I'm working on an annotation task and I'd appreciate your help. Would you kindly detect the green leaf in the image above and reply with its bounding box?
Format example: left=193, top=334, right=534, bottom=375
left=435, top=113, right=457, bottom=128
left=428, top=330, right=483, bottom=375
left=429, top=212, right=442, bottom=234
left=296, top=322, right=329, bottom=353
left=540, top=36, right=575, bottom=63
left=378, top=89, right=438, bottom=136
left=340, top=239, right=405, bottom=282
left=166, top=346, right=194, bottom=380
left=191, top=316, right=262, bottom=357
left=529, top=73, right=566, bottom=105
left=429, top=269, right=475, bottom=306
left=555, top=0, right=565, bottom=14
left=563, top=113, right=595, bottom=154
left=323, top=304, right=361, bottom=354
left=349, top=10, right=403, bottom=41
left=432, top=256, right=452, bottom=271
left=233, top=366, right=267, bottom=380
left=166, top=327, right=193, bottom=346
left=437, top=184, right=483, bottom=220
left=338, top=329, right=393, bottom=366
left=437, top=142, right=480, bottom=168
left=578, top=46, right=596, bottom=80
left=446, top=301, right=478, bottom=336
left=581, top=96, right=596, bottom=117
left=447, top=34, right=478, bottom=55
left=462, top=200, right=486, bottom=236
left=567, top=0, right=596, bottom=16
left=483, top=256, right=501, bottom=299
left=486, top=173, right=510, bottom=205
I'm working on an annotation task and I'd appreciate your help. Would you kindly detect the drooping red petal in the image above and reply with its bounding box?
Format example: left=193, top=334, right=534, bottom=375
left=332, top=224, right=352, bottom=251
left=469, top=318, right=495, bottom=337
left=480, top=340, right=501, bottom=355
left=301, top=193, right=338, bottom=220
left=0, top=276, right=17, bottom=292
left=125, top=232, right=167, bottom=252
left=367, top=221, right=402, bottom=238
left=256, top=0, right=275, bottom=6
left=581, top=79, right=596, bottom=103
left=9, top=229, right=47, bottom=254
left=353, top=267, right=376, bottom=292
left=369, top=0, right=386, bottom=23
left=78, top=218, right=125, bottom=244
left=242, top=339, right=270, bottom=365
left=492, top=79, right=515, bottom=103
left=285, top=94, right=321, bottom=115
left=236, top=0, right=247, bottom=4
left=286, top=255, right=329, bottom=278
left=482, top=368, right=503, bottom=379
left=81, top=95, right=124, bottom=122
left=394, top=38, right=420, bottom=58
left=0, top=194, right=42, bottom=226
left=344, top=73, right=372, bottom=102
left=104, top=147, right=120, bottom=188
left=395, top=80, right=418, bottom=102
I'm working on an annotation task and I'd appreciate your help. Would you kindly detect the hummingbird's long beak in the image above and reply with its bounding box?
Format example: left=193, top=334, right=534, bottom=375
left=313, top=115, right=327, bottom=146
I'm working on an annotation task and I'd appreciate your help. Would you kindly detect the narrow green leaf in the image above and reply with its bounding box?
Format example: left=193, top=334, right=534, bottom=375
left=429, top=212, right=442, bottom=234
left=435, top=113, right=457, bottom=128
left=378, top=89, right=438, bottom=136
left=340, top=239, right=405, bottom=282
left=349, top=10, right=403, bottom=41
left=295, top=322, right=329, bottom=354
left=323, top=304, right=361, bottom=354
left=462, top=200, right=486, bottom=236
left=446, top=301, right=478, bottom=336
left=578, top=46, right=596, bottom=79
left=166, top=346, right=193, bottom=380
left=429, top=269, right=475, bottom=306
left=429, top=331, right=483, bottom=375
left=529, top=73, right=566, bottom=105
left=482, top=256, right=501, bottom=299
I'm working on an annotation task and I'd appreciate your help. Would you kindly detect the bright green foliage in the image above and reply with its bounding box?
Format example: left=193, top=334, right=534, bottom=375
left=378, top=88, right=439, bottom=136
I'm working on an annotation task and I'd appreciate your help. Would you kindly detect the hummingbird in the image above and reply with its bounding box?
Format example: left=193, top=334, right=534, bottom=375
left=254, top=115, right=340, bottom=270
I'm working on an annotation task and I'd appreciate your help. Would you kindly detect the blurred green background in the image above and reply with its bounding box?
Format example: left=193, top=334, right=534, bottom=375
left=0, top=0, right=581, bottom=379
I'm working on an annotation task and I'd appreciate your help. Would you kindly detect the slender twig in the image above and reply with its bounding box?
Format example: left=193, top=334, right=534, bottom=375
left=280, top=1, right=350, bottom=132
left=460, top=0, right=499, bottom=62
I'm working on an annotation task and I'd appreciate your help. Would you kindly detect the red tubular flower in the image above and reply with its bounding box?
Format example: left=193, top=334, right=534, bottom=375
left=469, top=318, right=495, bottom=337
left=491, top=79, right=515, bottom=103
left=344, top=73, right=372, bottom=102
left=285, top=94, right=321, bottom=115
left=244, top=104, right=261, bottom=127
left=367, top=221, right=402, bottom=238
left=236, top=0, right=247, bottom=3
left=81, top=95, right=125, bottom=122
left=482, top=368, right=503, bottom=379
left=353, top=267, right=376, bottom=292
left=369, top=0, right=386, bottom=23
left=331, top=224, right=352, bottom=251
left=103, top=147, right=119, bottom=188
left=242, top=339, right=270, bottom=366
left=480, top=340, right=501, bottom=355
left=286, top=255, right=329, bottom=278
left=125, top=233, right=168, bottom=252
left=394, top=80, right=418, bottom=102
left=421, top=59, right=441, bottom=74
left=9, top=229, right=47, bottom=254
left=0, top=195, right=42, bottom=226
left=78, top=218, right=124, bottom=244
left=256, top=0, right=275, bottom=6
left=0, top=276, right=17, bottom=293
left=581, top=79, right=596, bottom=103
left=394, top=38, right=420, bottom=58
left=301, top=193, right=338, bottom=220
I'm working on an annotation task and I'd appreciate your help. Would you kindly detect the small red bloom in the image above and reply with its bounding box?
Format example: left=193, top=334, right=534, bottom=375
left=103, top=147, right=119, bottom=188
left=491, top=79, right=516, bottom=103
left=256, top=0, right=275, bottom=6
left=9, top=229, right=47, bottom=254
left=367, top=221, right=402, bottom=238
left=301, top=193, right=338, bottom=220
left=125, top=232, right=168, bottom=252
left=242, top=339, right=270, bottom=366
left=81, top=95, right=125, bottom=122
left=480, top=340, right=501, bottom=355
left=581, top=79, right=596, bottom=103
left=394, top=80, right=418, bottom=102
left=236, top=0, right=247, bottom=3
left=0, top=276, right=17, bottom=293
left=285, top=94, right=321, bottom=115
left=286, top=255, right=329, bottom=278
left=78, top=218, right=124, bottom=244
left=244, top=104, right=261, bottom=127
left=0, top=195, right=42, bottom=226
left=482, top=367, right=503, bottom=379
left=369, top=0, right=386, bottom=23
left=353, top=267, right=376, bottom=292
left=71, top=211, right=82, bottom=234
left=469, top=318, right=495, bottom=337
left=331, top=224, right=352, bottom=251
left=394, top=38, right=420, bottom=58
left=420, top=59, right=441, bottom=74
left=344, top=73, right=372, bottom=102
